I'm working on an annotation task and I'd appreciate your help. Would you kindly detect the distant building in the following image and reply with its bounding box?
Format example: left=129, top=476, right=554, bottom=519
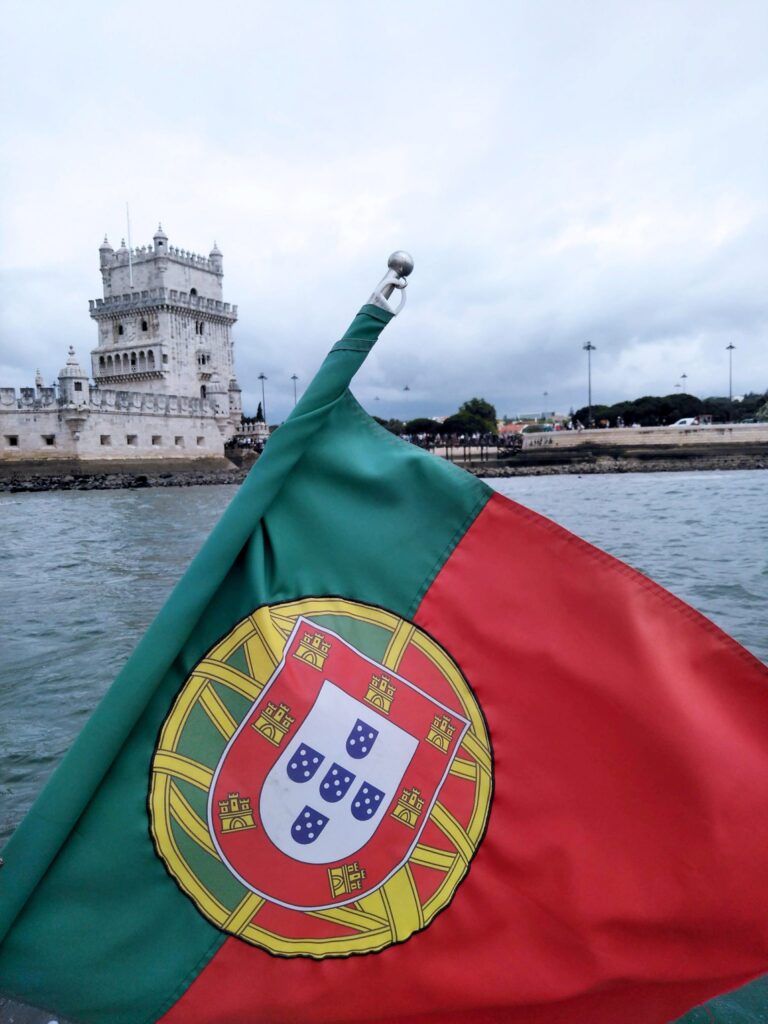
left=0, top=225, right=265, bottom=463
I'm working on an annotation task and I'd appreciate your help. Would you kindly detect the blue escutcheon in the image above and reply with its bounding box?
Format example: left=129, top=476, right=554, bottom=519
left=350, top=781, right=385, bottom=821
left=345, top=719, right=379, bottom=760
left=291, top=805, right=329, bottom=845
left=318, top=762, right=356, bottom=803
left=286, top=744, right=325, bottom=783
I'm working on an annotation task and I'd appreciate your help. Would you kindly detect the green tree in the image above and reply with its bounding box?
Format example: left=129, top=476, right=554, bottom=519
left=404, top=417, right=440, bottom=436
left=442, top=412, right=490, bottom=436
left=573, top=403, right=610, bottom=425
left=737, top=391, right=768, bottom=420
left=459, top=398, right=497, bottom=433
left=372, top=416, right=405, bottom=434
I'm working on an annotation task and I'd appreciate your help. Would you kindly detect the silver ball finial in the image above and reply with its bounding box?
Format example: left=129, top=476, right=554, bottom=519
left=388, top=251, right=414, bottom=278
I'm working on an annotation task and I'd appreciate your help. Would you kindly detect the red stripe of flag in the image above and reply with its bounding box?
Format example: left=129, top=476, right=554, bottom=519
left=160, top=492, right=768, bottom=1024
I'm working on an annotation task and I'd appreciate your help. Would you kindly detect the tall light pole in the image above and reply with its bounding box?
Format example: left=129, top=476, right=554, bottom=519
left=583, top=342, right=596, bottom=427
left=291, top=373, right=298, bottom=407
left=681, top=372, right=688, bottom=393
left=542, top=390, right=548, bottom=423
left=258, top=372, right=268, bottom=425
left=726, top=343, right=735, bottom=419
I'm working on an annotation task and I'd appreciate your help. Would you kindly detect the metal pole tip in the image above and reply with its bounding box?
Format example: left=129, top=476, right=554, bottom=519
left=388, top=251, right=414, bottom=278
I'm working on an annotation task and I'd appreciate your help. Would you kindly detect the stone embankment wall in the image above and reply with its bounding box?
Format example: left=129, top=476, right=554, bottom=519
left=522, top=423, right=768, bottom=451
left=444, top=424, right=768, bottom=476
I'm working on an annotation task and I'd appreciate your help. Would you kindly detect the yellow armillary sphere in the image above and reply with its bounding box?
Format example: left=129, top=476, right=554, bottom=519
left=150, top=597, right=493, bottom=957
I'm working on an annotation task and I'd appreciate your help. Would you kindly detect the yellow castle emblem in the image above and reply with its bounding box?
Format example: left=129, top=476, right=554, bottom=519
left=391, top=787, right=425, bottom=828
left=293, top=631, right=331, bottom=670
left=364, top=672, right=396, bottom=715
left=426, top=713, right=456, bottom=753
left=328, top=861, right=367, bottom=898
left=253, top=701, right=295, bottom=746
left=218, top=792, right=256, bottom=833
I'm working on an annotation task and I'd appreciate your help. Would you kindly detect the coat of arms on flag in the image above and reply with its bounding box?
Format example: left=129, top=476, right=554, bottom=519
left=149, top=597, right=493, bottom=957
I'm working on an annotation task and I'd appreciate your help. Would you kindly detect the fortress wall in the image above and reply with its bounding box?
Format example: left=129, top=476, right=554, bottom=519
left=0, top=406, right=225, bottom=462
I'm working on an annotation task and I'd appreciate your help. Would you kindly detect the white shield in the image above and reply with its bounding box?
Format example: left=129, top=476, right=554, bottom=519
left=260, top=680, right=418, bottom=865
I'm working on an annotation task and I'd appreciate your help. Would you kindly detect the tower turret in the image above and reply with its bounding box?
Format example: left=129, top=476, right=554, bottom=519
left=209, top=241, right=223, bottom=275
left=99, top=235, right=114, bottom=268
left=58, top=347, right=90, bottom=406
left=228, top=377, right=242, bottom=429
left=153, top=223, right=168, bottom=255
left=207, top=372, right=230, bottom=429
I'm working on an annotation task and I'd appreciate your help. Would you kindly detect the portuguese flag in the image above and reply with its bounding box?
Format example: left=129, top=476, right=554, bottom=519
left=2, top=280, right=768, bottom=1024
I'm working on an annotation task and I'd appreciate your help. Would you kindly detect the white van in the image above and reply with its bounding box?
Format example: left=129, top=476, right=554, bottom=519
left=672, top=417, right=699, bottom=426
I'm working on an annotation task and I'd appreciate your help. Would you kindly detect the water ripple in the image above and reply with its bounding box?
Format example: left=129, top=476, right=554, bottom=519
left=1, top=474, right=767, bottom=847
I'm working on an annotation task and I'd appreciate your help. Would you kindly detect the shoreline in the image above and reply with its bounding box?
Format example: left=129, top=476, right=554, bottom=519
left=473, top=453, right=768, bottom=477
left=1, top=453, right=767, bottom=492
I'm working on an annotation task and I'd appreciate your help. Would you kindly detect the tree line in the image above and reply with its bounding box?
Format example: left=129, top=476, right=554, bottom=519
left=573, top=390, right=768, bottom=427
left=374, top=398, right=498, bottom=438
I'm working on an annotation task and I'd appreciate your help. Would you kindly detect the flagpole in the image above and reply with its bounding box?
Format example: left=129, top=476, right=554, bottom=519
left=368, top=251, right=413, bottom=313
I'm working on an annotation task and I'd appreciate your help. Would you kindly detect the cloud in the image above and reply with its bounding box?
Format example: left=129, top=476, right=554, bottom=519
left=1, top=0, right=766, bottom=421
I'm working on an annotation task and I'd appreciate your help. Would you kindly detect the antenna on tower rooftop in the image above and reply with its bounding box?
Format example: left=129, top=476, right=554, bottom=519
left=126, top=201, right=133, bottom=288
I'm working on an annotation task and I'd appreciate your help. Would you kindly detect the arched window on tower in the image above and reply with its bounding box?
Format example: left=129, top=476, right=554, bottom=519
left=118, top=324, right=124, bottom=336
left=130, top=352, right=137, bottom=367
left=141, top=319, right=148, bottom=332
left=200, top=385, right=207, bottom=400
left=139, top=351, right=146, bottom=370
left=148, top=350, right=156, bottom=368
left=190, top=288, right=197, bottom=296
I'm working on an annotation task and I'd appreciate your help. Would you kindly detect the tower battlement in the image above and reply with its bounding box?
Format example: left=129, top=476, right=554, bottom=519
left=104, top=245, right=218, bottom=271
left=89, top=290, right=237, bottom=319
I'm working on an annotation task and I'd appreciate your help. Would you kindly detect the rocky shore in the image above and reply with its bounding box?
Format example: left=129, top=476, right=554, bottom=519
left=1, top=451, right=766, bottom=492
left=471, top=453, right=768, bottom=477
left=0, top=467, right=249, bottom=493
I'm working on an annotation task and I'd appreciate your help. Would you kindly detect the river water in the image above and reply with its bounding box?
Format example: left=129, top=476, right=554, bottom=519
left=0, top=469, right=766, bottom=1022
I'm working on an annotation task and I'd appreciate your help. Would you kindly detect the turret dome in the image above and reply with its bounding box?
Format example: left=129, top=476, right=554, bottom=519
left=207, top=371, right=227, bottom=394
left=58, top=346, right=89, bottom=380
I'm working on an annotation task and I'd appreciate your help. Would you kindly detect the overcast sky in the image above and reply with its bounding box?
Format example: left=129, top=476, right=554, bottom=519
left=1, top=0, right=766, bottom=422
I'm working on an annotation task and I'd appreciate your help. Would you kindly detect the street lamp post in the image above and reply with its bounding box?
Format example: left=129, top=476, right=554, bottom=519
left=681, top=373, right=688, bottom=393
left=258, top=373, right=268, bottom=425
left=542, top=390, right=548, bottom=423
left=291, top=373, right=298, bottom=407
left=583, top=342, right=596, bottom=427
left=726, top=343, right=735, bottom=420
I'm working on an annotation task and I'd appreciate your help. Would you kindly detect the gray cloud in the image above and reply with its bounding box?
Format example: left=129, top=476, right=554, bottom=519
left=1, top=0, right=766, bottom=423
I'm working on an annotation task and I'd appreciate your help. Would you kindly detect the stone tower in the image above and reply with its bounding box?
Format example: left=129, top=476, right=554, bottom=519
left=88, top=226, right=240, bottom=405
